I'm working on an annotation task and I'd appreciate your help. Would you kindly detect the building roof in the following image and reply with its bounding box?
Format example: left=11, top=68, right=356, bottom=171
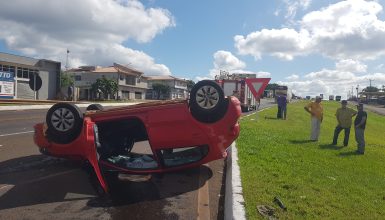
left=0, top=52, right=60, bottom=67
left=147, top=75, right=186, bottom=81
left=92, top=66, right=117, bottom=73
left=67, top=64, right=147, bottom=77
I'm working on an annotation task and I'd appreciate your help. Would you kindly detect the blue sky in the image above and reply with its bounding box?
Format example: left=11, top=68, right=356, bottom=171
left=1, top=0, right=385, bottom=98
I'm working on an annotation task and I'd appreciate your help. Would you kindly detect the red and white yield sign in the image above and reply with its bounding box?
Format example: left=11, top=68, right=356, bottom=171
left=244, top=78, right=271, bottom=99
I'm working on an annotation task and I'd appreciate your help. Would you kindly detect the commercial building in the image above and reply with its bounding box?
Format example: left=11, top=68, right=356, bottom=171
left=67, top=63, right=148, bottom=100
left=146, top=75, right=188, bottom=100
left=0, top=52, right=61, bottom=100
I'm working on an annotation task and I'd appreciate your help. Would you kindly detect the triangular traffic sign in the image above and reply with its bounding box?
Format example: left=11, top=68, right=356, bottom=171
left=244, top=78, right=271, bottom=99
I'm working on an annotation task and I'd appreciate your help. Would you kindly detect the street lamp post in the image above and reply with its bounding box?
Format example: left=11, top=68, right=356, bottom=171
left=356, top=85, right=359, bottom=101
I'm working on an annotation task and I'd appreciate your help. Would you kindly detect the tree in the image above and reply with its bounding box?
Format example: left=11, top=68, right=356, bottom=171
left=363, top=86, right=379, bottom=92
left=152, top=83, right=171, bottom=100
left=60, top=72, right=74, bottom=88
left=265, top=83, right=279, bottom=90
left=186, top=80, right=195, bottom=92
left=91, top=77, right=118, bottom=100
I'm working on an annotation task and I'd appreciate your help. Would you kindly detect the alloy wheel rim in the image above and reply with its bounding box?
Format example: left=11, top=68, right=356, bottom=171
left=196, top=85, right=219, bottom=109
left=51, top=108, right=75, bottom=132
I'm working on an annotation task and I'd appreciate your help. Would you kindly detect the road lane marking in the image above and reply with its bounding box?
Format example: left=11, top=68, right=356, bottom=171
left=197, top=164, right=210, bottom=220
left=0, top=184, right=15, bottom=197
left=0, top=131, right=34, bottom=137
left=23, top=169, right=78, bottom=185
left=0, top=116, right=44, bottom=122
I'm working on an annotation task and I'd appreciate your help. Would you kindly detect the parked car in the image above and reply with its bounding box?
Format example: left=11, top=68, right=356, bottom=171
left=33, top=80, right=241, bottom=193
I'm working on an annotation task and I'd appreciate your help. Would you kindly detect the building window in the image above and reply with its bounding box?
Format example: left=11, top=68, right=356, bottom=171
left=122, top=90, right=130, bottom=99
left=17, top=67, right=22, bottom=78
left=126, top=75, right=136, bottom=85
left=135, top=92, right=142, bottom=99
left=75, top=75, right=81, bottom=81
left=22, top=68, right=29, bottom=79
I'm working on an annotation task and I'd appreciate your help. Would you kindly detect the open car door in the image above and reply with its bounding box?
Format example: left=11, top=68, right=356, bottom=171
left=83, top=118, right=109, bottom=192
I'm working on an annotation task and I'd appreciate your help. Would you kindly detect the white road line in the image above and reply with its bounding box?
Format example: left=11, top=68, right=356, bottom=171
left=0, top=184, right=15, bottom=197
left=0, top=130, right=34, bottom=137
left=23, top=169, right=78, bottom=185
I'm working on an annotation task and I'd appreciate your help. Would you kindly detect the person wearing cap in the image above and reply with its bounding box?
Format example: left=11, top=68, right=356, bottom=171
left=304, top=96, right=323, bottom=141
left=354, top=103, right=367, bottom=154
left=332, top=100, right=357, bottom=146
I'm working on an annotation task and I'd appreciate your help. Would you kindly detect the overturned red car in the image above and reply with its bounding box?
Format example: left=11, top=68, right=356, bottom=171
left=33, top=80, right=241, bottom=193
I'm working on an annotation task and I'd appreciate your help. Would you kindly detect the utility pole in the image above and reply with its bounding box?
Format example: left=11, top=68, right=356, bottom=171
left=65, top=49, right=69, bottom=70
left=369, top=79, right=373, bottom=87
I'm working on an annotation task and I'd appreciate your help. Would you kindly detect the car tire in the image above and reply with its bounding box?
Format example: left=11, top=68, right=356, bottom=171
left=189, top=80, right=228, bottom=123
left=46, top=103, right=83, bottom=144
left=86, top=103, right=104, bottom=111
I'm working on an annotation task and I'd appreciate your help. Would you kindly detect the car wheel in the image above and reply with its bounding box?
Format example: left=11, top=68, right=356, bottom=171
left=46, top=103, right=83, bottom=144
left=86, top=103, right=104, bottom=111
left=189, top=80, right=228, bottom=123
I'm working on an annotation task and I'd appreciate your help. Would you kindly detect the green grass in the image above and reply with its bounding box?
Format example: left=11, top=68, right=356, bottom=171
left=237, top=101, right=385, bottom=219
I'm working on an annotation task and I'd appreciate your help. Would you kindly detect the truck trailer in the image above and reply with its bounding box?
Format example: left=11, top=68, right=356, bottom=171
left=216, top=78, right=270, bottom=112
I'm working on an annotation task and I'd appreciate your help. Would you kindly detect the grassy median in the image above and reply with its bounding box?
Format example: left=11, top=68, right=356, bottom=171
left=237, top=101, right=385, bottom=219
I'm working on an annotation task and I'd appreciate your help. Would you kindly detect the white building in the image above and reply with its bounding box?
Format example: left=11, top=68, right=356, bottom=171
left=146, top=75, right=188, bottom=100
left=0, top=52, right=61, bottom=100
left=67, top=63, right=148, bottom=100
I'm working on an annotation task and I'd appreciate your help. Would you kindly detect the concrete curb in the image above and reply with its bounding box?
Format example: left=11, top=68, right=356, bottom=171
left=224, top=107, right=274, bottom=220
left=224, top=142, right=246, bottom=220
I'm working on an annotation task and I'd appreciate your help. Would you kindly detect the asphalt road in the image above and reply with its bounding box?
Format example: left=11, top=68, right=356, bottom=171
left=0, top=107, right=225, bottom=220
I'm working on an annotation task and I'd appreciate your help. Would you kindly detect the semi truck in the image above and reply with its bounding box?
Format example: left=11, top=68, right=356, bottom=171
left=275, top=85, right=292, bottom=102
left=216, top=78, right=270, bottom=112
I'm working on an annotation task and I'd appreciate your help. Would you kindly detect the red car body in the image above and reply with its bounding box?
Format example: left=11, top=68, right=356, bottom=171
left=34, top=91, right=241, bottom=192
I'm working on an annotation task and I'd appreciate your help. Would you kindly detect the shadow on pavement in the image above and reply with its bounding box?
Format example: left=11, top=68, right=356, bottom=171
left=0, top=155, right=212, bottom=211
left=88, top=165, right=213, bottom=207
left=0, top=155, right=95, bottom=210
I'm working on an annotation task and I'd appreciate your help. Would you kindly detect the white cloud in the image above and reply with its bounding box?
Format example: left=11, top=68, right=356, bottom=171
left=283, top=0, right=312, bottom=21
left=194, top=50, right=270, bottom=82
left=335, top=59, right=367, bottom=73
left=0, top=0, right=175, bottom=75
left=208, top=50, right=246, bottom=78
left=286, top=74, right=299, bottom=80
left=235, top=0, right=385, bottom=61
left=234, top=28, right=311, bottom=60
left=376, top=63, right=384, bottom=70
left=280, top=69, right=385, bottom=99
left=213, top=50, right=246, bottom=70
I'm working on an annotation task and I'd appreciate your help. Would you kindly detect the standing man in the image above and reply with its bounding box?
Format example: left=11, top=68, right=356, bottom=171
left=354, top=103, right=367, bottom=154
left=332, top=100, right=357, bottom=146
left=276, top=95, right=282, bottom=119
left=304, top=97, right=323, bottom=141
left=277, top=95, right=288, bottom=119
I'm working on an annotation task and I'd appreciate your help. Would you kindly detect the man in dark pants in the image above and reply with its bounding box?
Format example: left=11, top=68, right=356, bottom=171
left=332, top=100, right=357, bottom=146
left=354, top=103, right=367, bottom=154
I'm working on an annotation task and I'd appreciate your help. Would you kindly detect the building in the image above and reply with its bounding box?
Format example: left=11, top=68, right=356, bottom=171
left=146, top=75, right=188, bottom=100
left=0, top=52, right=61, bottom=100
left=67, top=63, right=148, bottom=100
